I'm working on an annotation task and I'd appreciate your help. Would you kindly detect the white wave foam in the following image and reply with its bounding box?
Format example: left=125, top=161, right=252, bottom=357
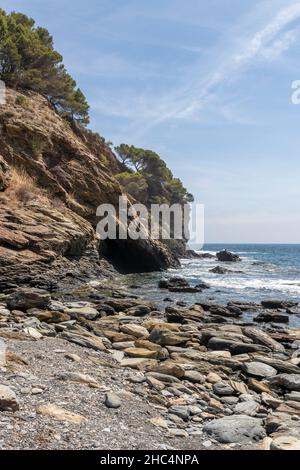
left=207, top=277, right=300, bottom=294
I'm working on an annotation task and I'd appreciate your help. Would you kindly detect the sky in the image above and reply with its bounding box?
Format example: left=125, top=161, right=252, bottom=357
left=2, top=0, right=300, bottom=243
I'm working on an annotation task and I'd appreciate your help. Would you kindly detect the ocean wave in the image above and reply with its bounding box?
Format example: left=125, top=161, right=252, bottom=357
left=207, top=277, right=300, bottom=294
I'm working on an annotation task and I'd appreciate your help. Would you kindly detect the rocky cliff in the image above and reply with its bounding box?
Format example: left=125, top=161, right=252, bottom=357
left=0, top=88, right=179, bottom=290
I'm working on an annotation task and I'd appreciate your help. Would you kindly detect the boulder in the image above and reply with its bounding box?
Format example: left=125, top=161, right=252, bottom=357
left=207, top=337, right=268, bottom=355
left=243, top=326, right=285, bottom=353
left=0, top=384, right=19, bottom=411
left=271, top=435, right=300, bottom=450
left=184, top=370, right=206, bottom=384
left=168, top=405, right=190, bottom=421
left=158, top=276, right=189, bottom=289
left=120, top=324, right=149, bottom=339
left=126, top=306, right=151, bottom=317
left=6, top=288, right=51, bottom=311
left=203, top=415, right=266, bottom=443
left=148, top=328, right=190, bottom=346
left=209, top=266, right=231, bottom=274
left=254, top=312, right=289, bottom=323
left=242, top=362, right=277, bottom=379
left=213, top=382, right=235, bottom=396
left=272, top=374, right=300, bottom=391
left=234, top=401, right=259, bottom=416
left=65, top=306, right=99, bottom=320
left=216, top=250, right=241, bottom=262
left=261, top=300, right=298, bottom=310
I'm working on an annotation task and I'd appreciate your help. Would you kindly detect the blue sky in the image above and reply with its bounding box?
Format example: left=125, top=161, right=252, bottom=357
left=2, top=0, right=300, bottom=243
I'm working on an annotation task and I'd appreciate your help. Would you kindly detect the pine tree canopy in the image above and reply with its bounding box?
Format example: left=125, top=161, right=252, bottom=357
left=0, top=9, right=89, bottom=124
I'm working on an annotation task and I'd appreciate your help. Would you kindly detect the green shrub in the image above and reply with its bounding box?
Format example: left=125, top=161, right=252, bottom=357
left=15, top=94, right=28, bottom=107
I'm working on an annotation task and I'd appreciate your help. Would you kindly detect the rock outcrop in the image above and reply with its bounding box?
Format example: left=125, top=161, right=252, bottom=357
left=0, top=88, right=179, bottom=288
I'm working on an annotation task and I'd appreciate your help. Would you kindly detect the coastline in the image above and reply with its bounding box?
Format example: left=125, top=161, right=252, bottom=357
left=1, top=274, right=300, bottom=450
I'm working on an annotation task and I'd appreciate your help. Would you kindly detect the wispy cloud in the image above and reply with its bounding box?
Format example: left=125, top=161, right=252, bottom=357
left=101, top=1, right=300, bottom=141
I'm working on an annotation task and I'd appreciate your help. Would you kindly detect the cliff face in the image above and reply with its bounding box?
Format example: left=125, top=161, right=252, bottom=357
left=0, top=89, right=179, bottom=290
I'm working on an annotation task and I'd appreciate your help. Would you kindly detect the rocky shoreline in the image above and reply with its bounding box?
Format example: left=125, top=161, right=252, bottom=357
left=1, top=278, right=300, bottom=450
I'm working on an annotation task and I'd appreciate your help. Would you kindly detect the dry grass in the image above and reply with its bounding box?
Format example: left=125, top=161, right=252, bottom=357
left=5, top=168, right=48, bottom=204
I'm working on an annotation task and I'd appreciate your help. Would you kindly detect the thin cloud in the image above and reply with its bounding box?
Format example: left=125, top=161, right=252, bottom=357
left=112, top=1, right=300, bottom=140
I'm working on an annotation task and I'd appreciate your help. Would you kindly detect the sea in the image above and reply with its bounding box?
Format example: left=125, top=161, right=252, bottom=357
left=119, top=244, right=300, bottom=325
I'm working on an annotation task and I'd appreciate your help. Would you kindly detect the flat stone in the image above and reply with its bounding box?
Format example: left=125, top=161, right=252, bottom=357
left=105, top=392, right=121, bottom=409
left=65, top=307, right=99, bottom=320
left=120, top=324, right=149, bottom=339
left=124, top=347, right=158, bottom=359
left=234, top=400, right=259, bottom=416
left=36, top=403, right=86, bottom=423
left=126, top=306, right=151, bottom=317
left=6, top=288, right=51, bottom=311
left=146, top=372, right=181, bottom=384
left=169, top=429, right=188, bottom=438
left=184, top=370, right=206, bottom=384
left=254, top=312, right=289, bottom=323
left=151, top=362, right=185, bottom=379
left=120, top=358, right=157, bottom=369
left=148, top=328, right=190, bottom=346
left=207, top=337, right=268, bottom=354
left=285, top=391, right=300, bottom=402
left=271, top=435, right=300, bottom=450
left=273, top=374, right=300, bottom=391
left=35, top=310, right=71, bottom=323
left=61, top=331, right=106, bottom=351
left=0, top=384, right=19, bottom=411
left=55, top=372, right=98, bottom=386
left=261, top=300, right=298, bottom=310
left=203, top=415, right=266, bottom=443
left=168, top=405, right=190, bottom=420
left=213, top=382, right=235, bottom=396
left=64, top=353, right=81, bottom=362
left=112, top=341, right=135, bottom=350
left=242, top=361, right=277, bottom=378
left=207, top=372, right=222, bottom=383
left=24, top=327, right=43, bottom=340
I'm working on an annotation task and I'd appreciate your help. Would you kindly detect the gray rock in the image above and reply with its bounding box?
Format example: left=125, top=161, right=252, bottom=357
left=6, top=288, right=51, bottom=311
left=168, top=405, right=190, bottom=420
left=261, top=300, right=298, bottom=310
left=273, top=374, right=300, bottom=391
left=234, top=400, right=259, bottom=416
left=221, top=396, right=239, bottom=405
left=203, top=415, right=266, bottom=443
left=65, top=306, right=99, bottom=320
left=184, top=370, right=205, bottom=384
left=285, top=391, right=300, bottom=402
left=207, top=337, right=268, bottom=354
left=254, top=312, right=289, bottom=323
left=216, top=250, right=241, bottom=262
left=0, top=384, right=19, bottom=411
left=242, top=361, right=277, bottom=378
left=105, top=392, right=121, bottom=409
left=213, top=382, right=235, bottom=396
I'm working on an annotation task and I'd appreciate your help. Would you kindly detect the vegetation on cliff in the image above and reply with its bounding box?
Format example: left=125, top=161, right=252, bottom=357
left=0, top=8, right=193, bottom=211
left=115, top=144, right=194, bottom=206
left=0, top=9, right=89, bottom=124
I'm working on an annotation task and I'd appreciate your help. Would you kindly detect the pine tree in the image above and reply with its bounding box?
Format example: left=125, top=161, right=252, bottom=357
left=0, top=9, right=89, bottom=124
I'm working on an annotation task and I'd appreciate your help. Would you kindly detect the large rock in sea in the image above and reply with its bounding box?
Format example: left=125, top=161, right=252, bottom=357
left=216, top=250, right=241, bottom=262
